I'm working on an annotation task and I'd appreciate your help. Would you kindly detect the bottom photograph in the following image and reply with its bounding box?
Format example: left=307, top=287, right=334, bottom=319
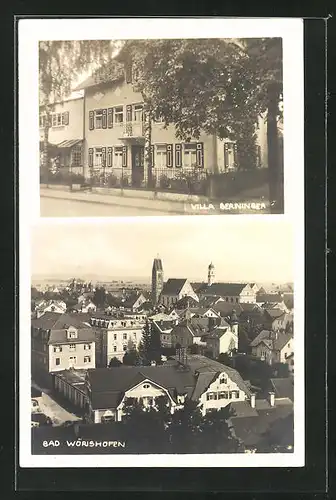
left=25, top=217, right=298, bottom=461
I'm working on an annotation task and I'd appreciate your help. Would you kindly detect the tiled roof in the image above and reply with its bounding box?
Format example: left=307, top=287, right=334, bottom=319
left=48, top=328, right=96, bottom=345
left=250, top=330, right=293, bottom=351
left=270, top=378, right=294, bottom=401
left=191, top=372, right=217, bottom=401
left=257, top=293, right=284, bottom=304
left=212, top=302, right=244, bottom=316
left=264, top=308, right=286, bottom=319
left=206, top=326, right=229, bottom=339
left=32, top=312, right=92, bottom=330
left=229, top=401, right=259, bottom=418
left=175, top=296, right=199, bottom=309
left=198, top=283, right=248, bottom=297
left=161, top=278, right=188, bottom=296
left=152, top=320, right=175, bottom=333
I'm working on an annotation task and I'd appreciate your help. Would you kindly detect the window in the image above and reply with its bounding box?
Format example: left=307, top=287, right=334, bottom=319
left=114, top=147, right=123, bottom=168
left=52, top=114, right=57, bottom=127
left=95, top=110, right=103, bottom=129
left=218, top=391, right=228, bottom=399
left=183, top=143, right=197, bottom=168
left=123, top=345, right=127, bottom=351
left=57, top=113, right=62, bottom=126
left=113, top=334, right=117, bottom=340
left=84, top=344, right=91, bottom=350
left=39, top=115, right=46, bottom=128
left=53, top=346, right=62, bottom=353
left=94, top=147, right=102, bottom=168
left=55, top=358, right=60, bottom=366
left=69, top=356, right=77, bottom=364
left=236, top=298, right=239, bottom=303
left=114, top=106, right=124, bottom=124
left=206, top=392, right=218, bottom=401
left=123, top=333, right=127, bottom=340
left=220, top=377, right=227, bottom=384
left=113, top=346, right=117, bottom=352
left=133, top=332, right=137, bottom=338
left=84, top=356, right=91, bottom=363
left=69, top=344, right=76, bottom=351
left=230, top=298, right=234, bottom=303
left=143, top=383, right=150, bottom=389
left=67, top=329, right=78, bottom=339
left=71, top=146, right=82, bottom=167
left=133, top=104, right=143, bottom=122
left=156, top=145, right=167, bottom=168
left=288, top=343, right=290, bottom=348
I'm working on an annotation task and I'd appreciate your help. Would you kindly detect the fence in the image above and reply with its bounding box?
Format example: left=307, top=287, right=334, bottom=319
left=41, top=165, right=269, bottom=199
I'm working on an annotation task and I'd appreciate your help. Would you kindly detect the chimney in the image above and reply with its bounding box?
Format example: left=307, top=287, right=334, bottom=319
left=250, top=393, right=256, bottom=408
left=269, top=391, right=275, bottom=407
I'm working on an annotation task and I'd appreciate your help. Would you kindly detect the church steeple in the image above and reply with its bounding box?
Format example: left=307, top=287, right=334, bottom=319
left=152, top=255, right=164, bottom=305
left=208, top=262, right=215, bottom=286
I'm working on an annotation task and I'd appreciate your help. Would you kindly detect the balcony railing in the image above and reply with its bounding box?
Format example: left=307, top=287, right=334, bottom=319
left=119, top=121, right=144, bottom=139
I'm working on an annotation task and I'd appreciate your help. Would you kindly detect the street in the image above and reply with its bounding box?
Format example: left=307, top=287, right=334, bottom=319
left=40, top=196, right=171, bottom=217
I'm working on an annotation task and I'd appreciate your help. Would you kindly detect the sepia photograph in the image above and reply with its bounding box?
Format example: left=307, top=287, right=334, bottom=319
left=20, top=216, right=303, bottom=466
left=37, top=37, right=285, bottom=216
left=18, top=18, right=304, bottom=470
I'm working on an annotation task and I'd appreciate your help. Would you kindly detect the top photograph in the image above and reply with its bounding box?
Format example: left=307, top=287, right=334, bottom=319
left=38, top=37, right=284, bottom=216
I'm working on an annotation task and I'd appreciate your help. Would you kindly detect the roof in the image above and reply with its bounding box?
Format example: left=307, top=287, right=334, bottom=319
left=185, top=307, right=219, bottom=317
left=270, top=378, right=294, bottom=401
left=161, top=278, right=188, bottom=296
left=57, top=139, right=83, bottom=149
left=152, top=320, right=175, bottom=333
left=172, top=318, right=210, bottom=339
left=229, top=403, right=293, bottom=447
left=73, top=61, right=125, bottom=91
left=198, top=283, right=249, bottom=297
left=212, top=302, right=244, bottom=316
left=149, top=313, right=173, bottom=321
left=264, top=308, right=286, bottom=319
left=229, top=401, right=259, bottom=418
left=175, top=296, right=199, bottom=309
left=32, top=312, right=92, bottom=330
left=88, top=365, right=195, bottom=409
left=206, top=326, right=230, bottom=339
left=48, top=328, right=96, bottom=345
left=257, top=293, right=284, bottom=304
left=250, top=330, right=293, bottom=351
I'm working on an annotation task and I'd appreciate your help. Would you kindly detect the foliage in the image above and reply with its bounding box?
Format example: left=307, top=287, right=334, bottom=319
left=122, top=343, right=142, bottom=366
left=272, top=362, right=289, bottom=378
left=139, top=320, right=162, bottom=364
left=92, top=286, right=106, bottom=308
left=217, top=352, right=232, bottom=366
left=108, top=357, right=122, bottom=368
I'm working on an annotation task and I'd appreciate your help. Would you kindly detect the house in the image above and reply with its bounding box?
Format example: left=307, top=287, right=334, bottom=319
left=270, top=377, right=294, bottom=402
left=197, top=283, right=256, bottom=304
left=228, top=391, right=293, bottom=452
left=174, top=295, right=200, bottom=310
left=170, top=317, right=210, bottom=348
left=160, top=279, right=199, bottom=308
left=250, top=330, right=293, bottom=365
left=212, top=302, right=244, bottom=318
left=205, top=319, right=238, bottom=358
left=284, top=352, right=294, bottom=377
left=151, top=319, right=177, bottom=348
left=84, top=354, right=251, bottom=423
left=31, top=312, right=96, bottom=386
left=121, top=292, right=148, bottom=311
left=74, top=300, right=97, bottom=314
left=179, top=307, right=220, bottom=320
left=39, top=94, right=85, bottom=176
left=256, top=293, right=288, bottom=312
left=78, top=292, right=94, bottom=304
left=35, top=299, right=67, bottom=318
left=90, top=312, right=145, bottom=365
left=262, top=309, right=292, bottom=331
left=249, top=283, right=260, bottom=294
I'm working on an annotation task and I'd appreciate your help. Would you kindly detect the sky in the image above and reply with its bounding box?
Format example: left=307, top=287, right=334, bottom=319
left=31, top=217, right=294, bottom=283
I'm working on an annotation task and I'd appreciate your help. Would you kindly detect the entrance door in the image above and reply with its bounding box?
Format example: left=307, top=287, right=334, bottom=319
left=131, top=145, right=144, bottom=188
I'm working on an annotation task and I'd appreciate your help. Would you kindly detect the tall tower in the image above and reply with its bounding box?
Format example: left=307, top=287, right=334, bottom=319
left=152, top=256, right=164, bottom=305
left=208, top=262, right=215, bottom=286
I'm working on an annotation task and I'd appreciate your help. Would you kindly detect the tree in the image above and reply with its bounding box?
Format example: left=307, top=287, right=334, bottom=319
left=92, top=286, right=107, bottom=309
left=123, top=341, right=141, bottom=366
left=138, top=320, right=162, bottom=364
left=217, top=352, right=232, bottom=366
left=108, top=357, right=122, bottom=368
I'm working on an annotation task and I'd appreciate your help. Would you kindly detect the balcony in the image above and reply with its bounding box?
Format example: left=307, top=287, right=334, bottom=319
left=118, top=121, right=144, bottom=140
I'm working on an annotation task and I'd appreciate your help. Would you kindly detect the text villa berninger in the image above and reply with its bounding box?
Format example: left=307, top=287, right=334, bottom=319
left=190, top=202, right=267, bottom=211
left=42, top=439, right=126, bottom=448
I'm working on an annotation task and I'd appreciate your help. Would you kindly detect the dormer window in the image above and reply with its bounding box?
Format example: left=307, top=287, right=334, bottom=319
left=220, top=376, right=227, bottom=384
left=67, top=326, right=78, bottom=339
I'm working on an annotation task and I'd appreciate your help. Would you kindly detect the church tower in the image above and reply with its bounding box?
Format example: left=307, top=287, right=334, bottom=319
left=208, top=262, right=215, bottom=286
left=152, top=256, right=164, bottom=305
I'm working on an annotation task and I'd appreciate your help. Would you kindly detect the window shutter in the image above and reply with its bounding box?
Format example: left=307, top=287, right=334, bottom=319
left=108, top=108, right=113, bottom=128
left=102, top=109, right=107, bottom=129
left=196, top=142, right=204, bottom=167
left=175, top=144, right=182, bottom=168
left=107, top=147, right=112, bottom=167
left=126, top=105, right=132, bottom=122
left=233, top=143, right=238, bottom=169
left=64, top=111, right=69, bottom=125
left=166, top=144, right=173, bottom=168
left=102, top=147, right=106, bottom=166
left=89, top=111, right=94, bottom=130
left=224, top=142, right=229, bottom=170
left=88, top=148, right=93, bottom=168
left=151, top=145, right=155, bottom=168
left=122, top=146, right=128, bottom=167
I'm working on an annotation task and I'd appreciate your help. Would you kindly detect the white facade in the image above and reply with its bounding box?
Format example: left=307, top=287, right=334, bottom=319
left=39, top=97, right=84, bottom=146
left=105, top=317, right=145, bottom=363
left=206, top=328, right=238, bottom=359
left=48, top=341, right=95, bottom=372
left=160, top=281, right=199, bottom=308
left=199, top=371, right=247, bottom=415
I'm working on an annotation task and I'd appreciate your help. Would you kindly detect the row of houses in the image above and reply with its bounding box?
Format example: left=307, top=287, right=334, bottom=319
left=40, top=52, right=282, bottom=185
